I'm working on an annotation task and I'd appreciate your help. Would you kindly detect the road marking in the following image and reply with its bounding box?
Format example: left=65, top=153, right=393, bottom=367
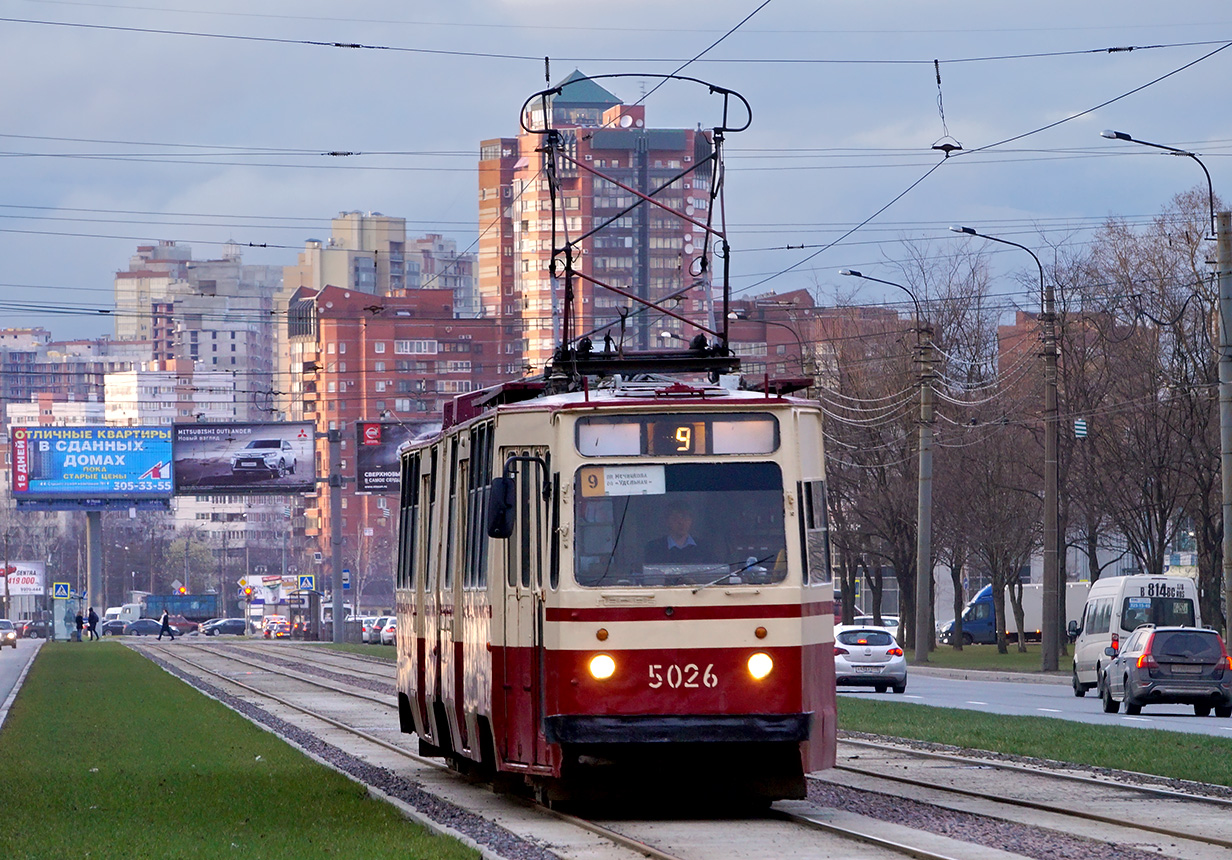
left=902, top=695, right=924, bottom=699
left=1036, top=708, right=1061, bottom=713
left=1123, top=717, right=1152, bottom=723
left=966, top=701, right=987, bottom=705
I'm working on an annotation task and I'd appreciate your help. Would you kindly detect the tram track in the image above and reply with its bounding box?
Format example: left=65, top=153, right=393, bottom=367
left=823, top=737, right=1232, bottom=859
left=133, top=640, right=1012, bottom=860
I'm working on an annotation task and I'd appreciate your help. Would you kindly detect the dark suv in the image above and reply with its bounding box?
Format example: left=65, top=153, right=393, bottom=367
left=1102, top=625, right=1232, bottom=717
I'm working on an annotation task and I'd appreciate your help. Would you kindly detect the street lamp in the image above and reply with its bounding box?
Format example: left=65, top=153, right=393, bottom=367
left=1100, top=130, right=1215, bottom=237
left=839, top=268, right=934, bottom=663
left=1101, top=131, right=1231, bottom=641
left=949, top=226, right=1061, bottom=671
left=727, top=311, right=813, bottom=379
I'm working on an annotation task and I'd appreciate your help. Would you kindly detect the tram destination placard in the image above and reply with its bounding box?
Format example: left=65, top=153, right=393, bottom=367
left=10, top=426, right=173, bottom=500
left=355, top=420, right=441, bottom=493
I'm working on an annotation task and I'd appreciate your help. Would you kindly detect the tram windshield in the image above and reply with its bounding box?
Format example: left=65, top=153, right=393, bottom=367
left=573, top=461, right=787, bottom=588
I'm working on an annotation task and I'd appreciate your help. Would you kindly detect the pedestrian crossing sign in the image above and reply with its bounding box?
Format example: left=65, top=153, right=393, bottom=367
left=53, top=582, right=70, bottom=599
left=298, top=574, right=314, bottom=591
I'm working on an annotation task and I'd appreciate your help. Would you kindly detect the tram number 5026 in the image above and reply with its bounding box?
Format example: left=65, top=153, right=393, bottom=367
left=648, top=663, right=718, bottom=689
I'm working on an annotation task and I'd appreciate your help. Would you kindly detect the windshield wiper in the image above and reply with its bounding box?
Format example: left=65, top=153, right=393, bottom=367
left=691, top=553, right=776, bottom=594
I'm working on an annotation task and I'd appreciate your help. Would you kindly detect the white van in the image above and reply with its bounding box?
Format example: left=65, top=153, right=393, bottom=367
left=1070, top=574, right=1200, bottom=697
left=104, top=604, right=143, bottom=624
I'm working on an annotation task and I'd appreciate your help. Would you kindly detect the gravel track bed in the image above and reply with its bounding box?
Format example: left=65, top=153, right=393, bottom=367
left=148, top=648, right=1199, bottom=860
left=807, top=780, right=1167, bottom=860
left=842, top=730, right=1232, bottom=801
left=145, top=651, right=560, bottom=860
left=224, top=646, right=396, bottom=696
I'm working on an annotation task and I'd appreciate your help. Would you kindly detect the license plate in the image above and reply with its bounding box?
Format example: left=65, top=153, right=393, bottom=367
left=1170, top=664, right=1202, bottom=674
left=853, top=666, right=880, bottom=673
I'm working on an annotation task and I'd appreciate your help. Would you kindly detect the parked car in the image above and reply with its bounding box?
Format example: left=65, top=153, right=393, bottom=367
left=166, top=614, right=199, bottom=635
left=833, top=625, right=908, bottom=694
left=1101, top=625, right=1232, bottom=717
left=851, top=615, right=900, bottom=634
left=202, top=618, right=247, bottom=636
left=123, top=618, right=163, bottom=636
left=230, top=439, right=297, bottom=476
left=379, top=618, right=397, bottom=646
left=0, top=619, right=17, bottom=648
left=365, top=617, right=388, bottom=644
left=100, top=619, right=127, bottom=636
left=17, top=619, right=50, bottom=639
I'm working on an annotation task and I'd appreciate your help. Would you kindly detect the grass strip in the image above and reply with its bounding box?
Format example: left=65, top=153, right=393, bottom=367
left=319, top=641, right=396, bottom=661
left=838, top=696, right=1232, bottom=787
left=906, top=645, right=1070, bottom=674
left=0, top=642, right=476, bottom=860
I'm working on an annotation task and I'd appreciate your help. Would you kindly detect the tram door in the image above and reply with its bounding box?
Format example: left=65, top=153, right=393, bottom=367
left=498, top=446, right=549, bottom=767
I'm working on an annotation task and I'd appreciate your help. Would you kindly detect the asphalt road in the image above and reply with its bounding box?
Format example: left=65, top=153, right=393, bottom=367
left=0, top=638, right=42, bottom=729
left=840, top=670, right=1232, bottom=738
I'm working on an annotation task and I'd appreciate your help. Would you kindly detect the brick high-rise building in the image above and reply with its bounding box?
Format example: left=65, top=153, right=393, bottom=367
left=285, top=285, right=507, bottom=609
left=479, top=70, right=717, bottom=373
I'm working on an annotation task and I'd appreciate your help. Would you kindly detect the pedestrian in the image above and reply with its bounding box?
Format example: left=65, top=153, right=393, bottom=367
left=158, top=609, right=176, bottom=641
left=87, top=607, right=99, bottom=641
left=74, top=611, right=84, bottom=643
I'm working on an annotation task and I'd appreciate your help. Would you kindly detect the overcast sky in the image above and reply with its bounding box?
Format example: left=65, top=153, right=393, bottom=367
left=3, top=0, right=1230, bottom=339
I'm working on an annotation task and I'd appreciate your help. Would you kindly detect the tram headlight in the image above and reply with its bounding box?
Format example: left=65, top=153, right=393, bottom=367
left=588, top=654, right=617, bottom=680
left=747, top=652, right=774, bottom=680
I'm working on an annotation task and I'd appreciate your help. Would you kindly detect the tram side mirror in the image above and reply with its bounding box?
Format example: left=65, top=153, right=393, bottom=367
left=486, top=477, right=517, bottom=539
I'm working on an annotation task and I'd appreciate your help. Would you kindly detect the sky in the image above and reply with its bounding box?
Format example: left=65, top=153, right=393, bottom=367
left=2, top=0, right=1231, bottom=340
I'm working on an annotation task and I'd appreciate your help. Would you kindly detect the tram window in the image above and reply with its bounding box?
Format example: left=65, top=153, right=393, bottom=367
left=520, top=453, right=533, bottom=588
left=549, top=473, right=560, bottom=590
left=473, top=424, right=493, bottom=589
left=799, top=480, right=832, bottom=585
left=398, top=453, right=420, bottom=589
left=444, top=441, right=458, bottom=589
left=423, top=447, right=438, bottom=589
left=573, top=462, right=787, bottom=588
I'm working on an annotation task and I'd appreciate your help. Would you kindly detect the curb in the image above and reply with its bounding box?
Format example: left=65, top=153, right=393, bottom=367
left=909, top=664, right=1071, bottom=685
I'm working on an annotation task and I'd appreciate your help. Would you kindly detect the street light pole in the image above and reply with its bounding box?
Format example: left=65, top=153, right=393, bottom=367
left=840, top=269, right=934, bottom=662
left=1100, top=130, right=1230, bottom=640
left=949, top=227, right=1061, bottom=671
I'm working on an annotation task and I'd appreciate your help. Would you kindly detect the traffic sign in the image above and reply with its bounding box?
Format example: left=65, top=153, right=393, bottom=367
left=298, top=574, right=315, bottom=591
left=1074, top=418, right=1088, bottom=438
left=52, top=582, right=70, bottom=599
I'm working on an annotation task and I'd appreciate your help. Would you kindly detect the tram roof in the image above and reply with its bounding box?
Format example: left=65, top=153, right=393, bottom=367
left=443, top=376, right=816, bottom=431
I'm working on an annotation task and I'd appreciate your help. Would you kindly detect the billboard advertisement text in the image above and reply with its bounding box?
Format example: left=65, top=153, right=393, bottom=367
left=10, top=426, right=173, bottom=499
left=0, top=561, right=46, bottom=596
left=173, top=422, right=315, bottom=495
left=355, top=420, right=441, bottom=493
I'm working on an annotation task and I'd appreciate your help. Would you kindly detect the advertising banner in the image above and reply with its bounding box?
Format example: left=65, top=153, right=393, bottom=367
left=0, top=561, right=46, bottom=596
left=10, top=426, right=173, bottom=499
left=173, top=422, right=316, bottom=495
left=355, top=420, right=441, bottom=493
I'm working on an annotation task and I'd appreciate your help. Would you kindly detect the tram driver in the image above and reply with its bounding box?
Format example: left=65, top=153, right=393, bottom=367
left=644, top=501, right=705, bottom=564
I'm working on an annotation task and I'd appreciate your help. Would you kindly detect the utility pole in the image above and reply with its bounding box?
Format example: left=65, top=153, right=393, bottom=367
left=1218, top=211, right=1232, bottom=641
left=914, top=323, right=936, bottom=663
left=839, top=268, right=933, bottom=659
left=329, top=429, right=345, bottom=644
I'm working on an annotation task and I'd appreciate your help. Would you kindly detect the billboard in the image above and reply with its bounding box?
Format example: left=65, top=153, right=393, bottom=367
left=0, top=561, right=46, bottom=596
left=355, top=420, right=441, bottom=493
left=173, top=422, right=315, bottom=495
left=10, top=426, right=173, bottom=500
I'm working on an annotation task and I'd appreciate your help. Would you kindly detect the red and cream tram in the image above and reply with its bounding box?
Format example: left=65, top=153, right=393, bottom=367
left=393, top=377, right=836, bottom=803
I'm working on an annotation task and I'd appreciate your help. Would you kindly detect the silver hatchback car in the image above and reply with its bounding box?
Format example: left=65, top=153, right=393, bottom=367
left=1101, top=625, right=1232, bottom=717
left=834, top=626, right=907, bottom=694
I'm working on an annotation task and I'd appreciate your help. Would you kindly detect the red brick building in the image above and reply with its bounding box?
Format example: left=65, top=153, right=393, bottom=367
left=284, top=285, right=507, bottom=606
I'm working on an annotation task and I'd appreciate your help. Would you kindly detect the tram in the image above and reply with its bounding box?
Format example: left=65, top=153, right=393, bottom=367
left=392, top=76, right=836, bottom=804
